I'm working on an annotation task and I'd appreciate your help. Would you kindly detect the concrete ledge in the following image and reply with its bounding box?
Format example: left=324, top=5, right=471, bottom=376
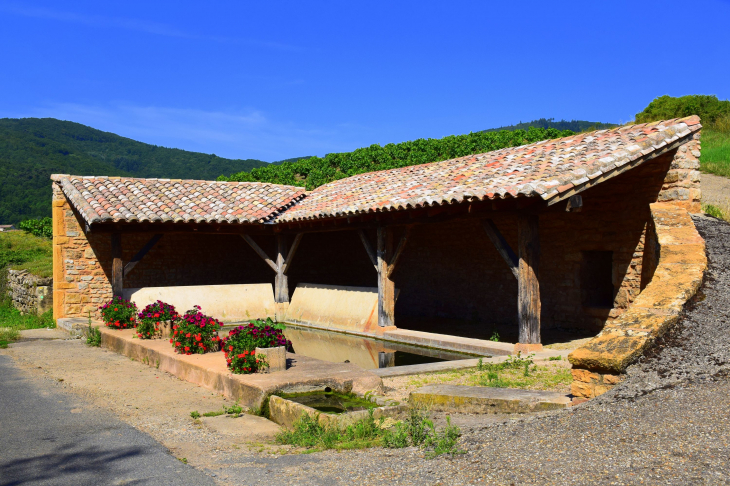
left=123, top=283, right=277, bottom=322
left=410, top=384, right=571, bottom=414
left=98, top=326, right=383, bottom=409
left=569, top=203, right=707, bottom=398
left=382, top=329, right=513, bottom=356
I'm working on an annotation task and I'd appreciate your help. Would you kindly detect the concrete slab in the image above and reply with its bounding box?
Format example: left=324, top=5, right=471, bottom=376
left=98, top=326, right=383, bottom=409
left=200, top=414, right=281, bottom=441
left=410, top=384, right=571, bottom=414
left=383, top=329, right=514, bottom=356
left=57, top=317, right=90, bottom=337
left=18, top=328, right=69, bottom=340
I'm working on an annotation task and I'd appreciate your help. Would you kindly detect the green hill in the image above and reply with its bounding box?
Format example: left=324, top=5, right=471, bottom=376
left=0, top=118, right=272, bottom=224
left=483, top=118, right=617, bottom=133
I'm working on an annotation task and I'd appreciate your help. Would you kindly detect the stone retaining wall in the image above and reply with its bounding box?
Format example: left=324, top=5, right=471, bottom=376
left=6, top=269, right=52, bottom=315
left=568, top=202, right=707, bottom=398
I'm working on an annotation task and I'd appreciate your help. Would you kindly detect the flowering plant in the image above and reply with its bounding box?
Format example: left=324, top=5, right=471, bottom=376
left=221, top=318, right=291, bottom=374
left=99, top=297, right=138, bottom=329
left=137, top=300, right=179, bottom=339
left=170, top=305, right=222, bottom=355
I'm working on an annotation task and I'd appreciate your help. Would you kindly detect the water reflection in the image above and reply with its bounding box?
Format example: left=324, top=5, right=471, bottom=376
left=282, top=325, right=484, bottom=369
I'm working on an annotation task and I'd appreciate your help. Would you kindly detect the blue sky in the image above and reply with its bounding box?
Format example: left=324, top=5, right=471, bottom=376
left=1, top=1, right=729, bottom=162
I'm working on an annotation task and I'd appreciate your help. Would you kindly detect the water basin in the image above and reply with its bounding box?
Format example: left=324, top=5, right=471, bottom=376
left=280, top=391, right=379, bottom=414
left=283, top=325, right=486, bottom=369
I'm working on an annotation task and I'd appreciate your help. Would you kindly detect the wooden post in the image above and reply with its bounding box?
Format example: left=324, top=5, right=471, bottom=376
left=377, top=226, right=395, bottom=328
left=275, top=234, right=288, bottom=303
left=111, top=232, right=123, bottom=298
left=517, top=213, right=541, bottom=347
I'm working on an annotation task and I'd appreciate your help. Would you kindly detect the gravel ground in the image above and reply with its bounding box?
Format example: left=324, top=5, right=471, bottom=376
left=3, top=216, right=729, bottom=485
left=209, top=213, right=730, bottom=485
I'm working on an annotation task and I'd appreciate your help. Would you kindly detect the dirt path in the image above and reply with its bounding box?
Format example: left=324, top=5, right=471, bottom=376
left=702, top=172, right=730, bottom=213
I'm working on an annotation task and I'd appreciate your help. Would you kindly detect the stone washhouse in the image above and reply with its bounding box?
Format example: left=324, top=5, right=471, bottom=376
left=51, top=117, right=705, bottom=398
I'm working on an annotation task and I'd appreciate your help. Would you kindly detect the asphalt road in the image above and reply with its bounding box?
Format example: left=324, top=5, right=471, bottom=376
left=0, top=354, right=216, bottom=486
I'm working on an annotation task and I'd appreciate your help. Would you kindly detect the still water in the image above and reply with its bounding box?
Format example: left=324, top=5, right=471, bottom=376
left=282, top=325, right=485, bottom=369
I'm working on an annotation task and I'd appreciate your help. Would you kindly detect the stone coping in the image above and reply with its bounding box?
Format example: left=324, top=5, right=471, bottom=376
left=372, top=349, right=568, bottom=378
left=96, top=326, right=382, bottom=409
left=268, top=395, right=406, bottom=429
left=410, top=384, right=571, bottom=414
left=568, top=203, right=707, bottom=398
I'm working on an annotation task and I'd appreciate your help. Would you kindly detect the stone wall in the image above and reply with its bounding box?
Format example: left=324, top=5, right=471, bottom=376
left=568, top=203, right=707, bottom=398
left=53, top=184, right=112, bottom=319
left=6, top=269, right=52, bottom=315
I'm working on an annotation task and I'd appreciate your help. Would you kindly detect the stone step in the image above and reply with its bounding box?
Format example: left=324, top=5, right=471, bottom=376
left=410, top=384, right=571, bottom=414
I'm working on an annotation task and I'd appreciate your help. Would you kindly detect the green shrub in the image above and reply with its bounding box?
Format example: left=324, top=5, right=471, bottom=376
left=220, top=127, right=573, bottom=191
left=635, top=94, right=730, bottom=126
left=18, top=218, right=52, bottom=239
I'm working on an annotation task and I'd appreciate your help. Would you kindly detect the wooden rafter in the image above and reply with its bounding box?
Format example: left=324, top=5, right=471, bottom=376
left=241, top=235, right=278, bottom=272
left=124, top=234, right=163, bottom=277
left=481, top=219, right=519, bottom=279
left=357, top=229, right=378, bottom=271
left=387, top=225, right=412, bottom=278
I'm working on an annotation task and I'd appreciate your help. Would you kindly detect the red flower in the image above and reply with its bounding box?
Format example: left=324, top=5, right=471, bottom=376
left=185, top=333, right=191, bottom=338
left=195, top=335, right=201, bottom=342
left=184, top=346, right=190, bottom=351
left=169, top=339, right=173, bottom=343
left=175, top=342, right=181, bottom=347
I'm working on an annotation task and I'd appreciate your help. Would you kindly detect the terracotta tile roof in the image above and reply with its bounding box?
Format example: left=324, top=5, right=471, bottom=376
left=275, top=116, right=701, bottom=222
left=51, top=175, right=306, bottom=225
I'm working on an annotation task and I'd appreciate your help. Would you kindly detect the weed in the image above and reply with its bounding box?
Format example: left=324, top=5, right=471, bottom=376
left=85, top=312, right=101, bottom=347
left=156, top=359, right=160, bottom=369
left=225, top=403, right=243, bottom=416
left=202, top=410, right=225, bottom=417
left=548, top=355, right=562, bottom=361
left=179, top=457, right=187, bottom=464
left=703, top=203, right=729, bottom=222
left=523, top=362, right=530, bottom=377
left=424, top=416, right=464, bottom=458
left=489, top=331, right=500, bottom=342
left=190, top=411, right=201, bottom=419
left=477, top=358, right=483, bottom=371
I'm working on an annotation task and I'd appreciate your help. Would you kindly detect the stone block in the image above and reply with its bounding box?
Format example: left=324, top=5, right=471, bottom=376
left=410, top=384, right=571, bottom=414
left=571, top=368, right=599, bottom=383
left=255, top=346, right=287, bottom=373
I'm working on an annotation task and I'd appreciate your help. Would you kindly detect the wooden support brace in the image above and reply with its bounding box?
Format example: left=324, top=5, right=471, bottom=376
left=357, top=229, right=378, bottom=271
left=387, top=226, right=412, bottom=278
left=517, top=213, right=541, bottom=345
left=377, top=226, right=395, bottom=328
left=275, top=235, right=288, bottom=303
left=111, top=232, right=123, bottom=298
left=241, top=235, right=278, bottom=272
left=124, top=234, right=163, bottom=277
left=281, top=233, right=303, bottom=275
left=482, top=219, right=519, bottom=279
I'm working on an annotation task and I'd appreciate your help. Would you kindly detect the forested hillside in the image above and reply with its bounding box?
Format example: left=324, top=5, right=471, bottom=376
left=483, top=118, right=616, bottom=133
left=0, top=118, right=271, bottom=223
left=219, top=127, right=575, bottom=190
